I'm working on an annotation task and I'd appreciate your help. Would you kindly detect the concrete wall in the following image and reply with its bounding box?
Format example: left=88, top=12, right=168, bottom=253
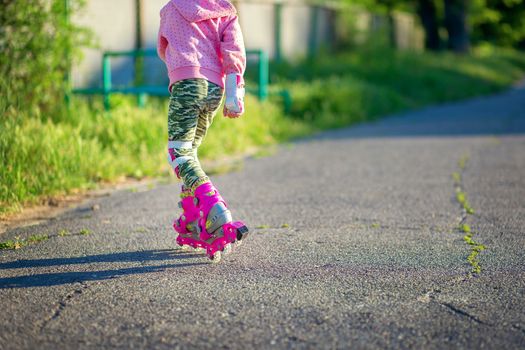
left=71, top=0, right=422, bottom=89
left=72, top=0, right=340, bottom=89
left=237, top=2, right=276, bottom=59
left=72, top=0, right=137, bottom=88
left=281, top=4, right=310, bottom=59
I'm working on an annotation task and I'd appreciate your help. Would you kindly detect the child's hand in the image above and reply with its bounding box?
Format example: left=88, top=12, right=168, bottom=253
left=224, top=99, right=244, bottom=118
left=224, top=74, right=245, bottom=118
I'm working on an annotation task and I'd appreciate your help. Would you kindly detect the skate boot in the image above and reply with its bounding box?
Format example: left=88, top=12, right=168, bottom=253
left=193, top=182, right=249, bottom=262
left=173, top=186, right=202, bottom=250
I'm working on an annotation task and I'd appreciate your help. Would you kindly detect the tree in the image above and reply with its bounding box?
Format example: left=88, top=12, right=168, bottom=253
left=471, top=0, right=525, bottom=48
left=444, top=0, right=470, bottom=52
left=339, top=0, right=524, bottom=52
left=417, top=0, right=441, bottom=50
left=0, top=0, right=90, bottom=117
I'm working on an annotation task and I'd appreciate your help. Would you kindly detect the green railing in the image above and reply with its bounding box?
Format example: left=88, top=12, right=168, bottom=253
left=73, top=49, right=273, bottom=111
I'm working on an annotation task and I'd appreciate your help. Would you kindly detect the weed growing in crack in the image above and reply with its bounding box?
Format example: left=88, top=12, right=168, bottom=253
left=458, top=155, right=469, bottom=170
left=459, top=224, right=471, bottom=233
left=464, top=233, right=486, bottom=274
left=27, top=234, right=49, bottom=244
left=0, top=238, right=19, bottom=250
left=79, top=228, right=91, bottom=235
left=456, top=190, right=475, bottom=214
left=453, top=153, right=485, bottom=275
left=58, top=229, right=70, bottom=237
left=452, top=172, right=461, bottom=184
left=0, top=234, right=49, bottom=250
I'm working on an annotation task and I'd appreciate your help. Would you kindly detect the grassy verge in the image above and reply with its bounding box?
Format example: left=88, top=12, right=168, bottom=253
left=272, top=46, right=525, bottom=129
left=2, top=46, right=525, bottom=215
left=0, top=95, right=309, bottom=216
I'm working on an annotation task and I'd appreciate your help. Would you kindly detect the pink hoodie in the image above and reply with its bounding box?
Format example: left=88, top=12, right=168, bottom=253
left=157, top=0, right=246, bottom=89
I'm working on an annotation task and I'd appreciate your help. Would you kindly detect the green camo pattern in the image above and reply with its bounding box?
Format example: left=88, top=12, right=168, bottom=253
left=167, top=79, right=223, bottom=190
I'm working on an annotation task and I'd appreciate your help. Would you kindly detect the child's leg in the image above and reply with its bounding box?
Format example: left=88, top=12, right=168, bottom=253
left=168, top=80, right=249, bottom=261
left=167, top=79, right=221, bottom=190
left=192, top=80, right=223, bottom=170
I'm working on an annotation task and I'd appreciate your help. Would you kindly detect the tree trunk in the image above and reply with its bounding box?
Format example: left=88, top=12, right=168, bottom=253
left=416, top=0, right=440, bottom=51
left=387, top=7, right=397, bottom=49
left=326, top=9, right=337, bottom=52
left=444, top=0, right=470, bottom=53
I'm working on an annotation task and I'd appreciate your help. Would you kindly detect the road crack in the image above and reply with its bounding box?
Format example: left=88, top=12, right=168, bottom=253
left=40, top=281, right=89, bottom=331
left=452, top=154, right=486, bottom=275
left=418, top=285, right=489, bottom=326
left=439, top=302, right=486, bottom=325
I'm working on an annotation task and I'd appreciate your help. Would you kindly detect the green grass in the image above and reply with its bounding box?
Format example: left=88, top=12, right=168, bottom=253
left=272, top=46, right=525, bottom=130
left=0, top=94, right=308, bottom=216
left=2, top=46, right=525, bottom=215
left=0, top=227, right=104, bottom=251
left=452, top=153, right=485, bottom=274
left=58, top=229, right=70, bottom=237
left=458, top=155, right=469, bottom=170
left=456, top=190, right=476, bottom=214
left=0, top=234, right=49, bottom=250
left=459, top=223, right=471, bottom=233
left=464, top=232, right=487, bottom=274
left=79, top=228, right=91, bottom=235
left=452, top=172, right=462, bottom=184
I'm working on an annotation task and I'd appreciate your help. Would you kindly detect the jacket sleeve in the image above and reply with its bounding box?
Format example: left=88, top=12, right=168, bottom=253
left=220, top=15, right=246, bottom=78
left=157, top=17, right=168, bottom=61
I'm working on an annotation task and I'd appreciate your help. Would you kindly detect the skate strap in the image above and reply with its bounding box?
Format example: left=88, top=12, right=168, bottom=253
left=168, top=140, right=192, bottom=149
left=167, top=153, right=192, bottom=168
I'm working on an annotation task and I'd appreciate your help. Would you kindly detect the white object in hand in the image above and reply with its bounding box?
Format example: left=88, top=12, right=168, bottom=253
left=224, top=73, right=245, bottom=115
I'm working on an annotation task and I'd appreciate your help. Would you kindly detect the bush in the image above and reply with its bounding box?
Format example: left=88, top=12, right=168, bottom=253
left=274, top=46, right=525, bottom=129
left=0, top=0, right=90, bottom=118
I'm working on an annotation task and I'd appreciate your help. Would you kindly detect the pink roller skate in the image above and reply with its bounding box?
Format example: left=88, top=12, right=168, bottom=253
left=193, top=182, right=249, bottom=262
left=174, top=186, right=201, bottom=250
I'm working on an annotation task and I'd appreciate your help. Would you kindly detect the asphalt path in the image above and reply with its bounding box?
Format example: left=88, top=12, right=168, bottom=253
left=1, top=84, right=524, bottom=349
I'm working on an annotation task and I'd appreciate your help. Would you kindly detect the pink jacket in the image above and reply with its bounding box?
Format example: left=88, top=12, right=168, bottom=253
left=157, top=0, right=246, bottom=89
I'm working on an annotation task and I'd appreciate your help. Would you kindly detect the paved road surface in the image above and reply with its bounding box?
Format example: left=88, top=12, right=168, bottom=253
left=1, top=85, right=524, bottom=349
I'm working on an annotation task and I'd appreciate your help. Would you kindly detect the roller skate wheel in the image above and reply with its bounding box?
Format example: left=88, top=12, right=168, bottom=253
left=210, top=251, right=222, bottom=263
left=234, top=240, right=243, bottom=249
left=179, top=245, right=193, bottom=252
left=178, top=201, right=183, bottom=209
left=223, top=244, right=233, bottom=255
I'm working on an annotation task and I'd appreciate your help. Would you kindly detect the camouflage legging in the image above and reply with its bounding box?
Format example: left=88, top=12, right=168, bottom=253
left=167, top=79, right=223, bottom=191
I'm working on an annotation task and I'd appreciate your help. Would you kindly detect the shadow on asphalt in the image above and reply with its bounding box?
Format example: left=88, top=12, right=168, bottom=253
left=0, top=249, right=206, bottom=289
